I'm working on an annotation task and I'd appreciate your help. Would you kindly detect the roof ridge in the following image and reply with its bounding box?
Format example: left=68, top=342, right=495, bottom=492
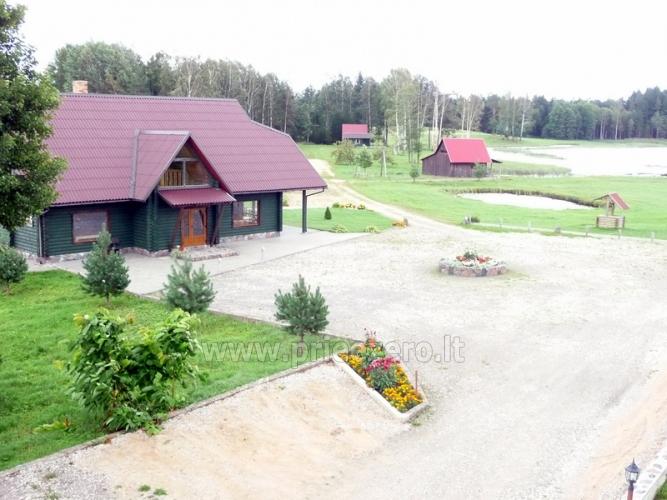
left=248, top=119, right=292, bottom=138
left=60, top=93, right=239, bottom=103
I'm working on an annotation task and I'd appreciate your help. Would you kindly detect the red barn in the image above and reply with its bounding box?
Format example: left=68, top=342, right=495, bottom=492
left=341, top=123, right=372, bottom=146
left=422, top=138, right=492, bottom=177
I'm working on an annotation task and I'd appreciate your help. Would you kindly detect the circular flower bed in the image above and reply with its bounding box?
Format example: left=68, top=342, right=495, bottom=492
left=439, top=250, right=506, bottom=277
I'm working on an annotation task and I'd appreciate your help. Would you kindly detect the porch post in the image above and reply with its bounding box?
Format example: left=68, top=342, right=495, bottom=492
left=302, top=189, right=307, bottom=233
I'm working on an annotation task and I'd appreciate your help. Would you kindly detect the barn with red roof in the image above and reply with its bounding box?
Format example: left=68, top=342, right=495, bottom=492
left=8, top=88, right=326, bottom=258
left=421, top=138, right=493, bottom=177
left=341, top=123, right=372, bottom=146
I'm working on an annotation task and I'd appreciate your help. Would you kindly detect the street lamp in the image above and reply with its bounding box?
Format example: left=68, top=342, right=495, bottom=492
left=625, top=459, right=640, bottom=500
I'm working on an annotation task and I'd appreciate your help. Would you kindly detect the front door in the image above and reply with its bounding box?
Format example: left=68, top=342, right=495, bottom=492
left=180, top=207, right=207, bottom=247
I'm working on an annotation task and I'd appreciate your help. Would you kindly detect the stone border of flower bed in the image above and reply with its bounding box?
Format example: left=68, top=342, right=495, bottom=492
left=439, top=259, right=507, bottom=277
left=333, top=354, right=429, bottom=423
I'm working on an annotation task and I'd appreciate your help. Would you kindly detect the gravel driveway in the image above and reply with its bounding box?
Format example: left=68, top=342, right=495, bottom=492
left=208, top=212, right=667, bottom=498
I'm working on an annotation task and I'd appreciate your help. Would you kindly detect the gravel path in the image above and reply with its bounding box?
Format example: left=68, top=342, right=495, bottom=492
left=209, top=167, right=667, bottom=498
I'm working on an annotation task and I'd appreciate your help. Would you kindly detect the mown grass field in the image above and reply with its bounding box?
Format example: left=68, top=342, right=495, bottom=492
left=283, top=207, right=393, bottom=232
left=0, top=271, right=347, bottom=470
left=298, top=141, right=667, bottom=239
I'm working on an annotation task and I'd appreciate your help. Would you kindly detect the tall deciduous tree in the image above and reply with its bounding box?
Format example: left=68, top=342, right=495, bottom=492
left=49, top=41, right=148, bottom=94
left=0, top=0, right=66, bottom=232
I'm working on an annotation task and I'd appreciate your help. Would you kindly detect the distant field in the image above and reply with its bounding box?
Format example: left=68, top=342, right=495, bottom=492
left=283, top=207, right=393, bottom=233
left=298, top=142, right=667, bottom=239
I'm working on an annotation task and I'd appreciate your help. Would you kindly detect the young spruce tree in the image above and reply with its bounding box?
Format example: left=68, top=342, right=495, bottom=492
left=274, top=275, right=329, bottom=346
left=164, top=253, right=215, bottom=313
left=81, top=229, right=130, bottom=304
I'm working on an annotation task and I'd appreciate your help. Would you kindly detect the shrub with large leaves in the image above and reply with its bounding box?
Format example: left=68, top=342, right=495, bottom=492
left=67, top=309, right=201, bottom=431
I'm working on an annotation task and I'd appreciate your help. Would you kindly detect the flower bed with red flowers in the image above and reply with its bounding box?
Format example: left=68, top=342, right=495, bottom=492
left=338, top=333, right=423, bottom=413
left=439, top=249, right=506, bottom=277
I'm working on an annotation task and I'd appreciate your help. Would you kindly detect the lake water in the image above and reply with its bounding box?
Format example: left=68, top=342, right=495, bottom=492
left=490, top=146, right=667, bottom=176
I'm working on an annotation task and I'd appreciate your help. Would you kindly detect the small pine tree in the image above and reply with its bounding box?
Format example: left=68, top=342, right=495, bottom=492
left=324, top=207, right=332, bottom=220
left=409, top=166, right=420, bottom=183
left=473, top=163, right=488, bottom=180
left=355, top=146, right=373, bottom=176
left=81, top=229, right=130, bottom=304
left=164, top=253, right=216, bottom=313
left=0, top=245, right=28, bottom=294
left=274, top=275, right=329, bottom=345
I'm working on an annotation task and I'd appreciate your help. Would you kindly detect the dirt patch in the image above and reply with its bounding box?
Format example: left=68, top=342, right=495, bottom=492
left=2, top=363, right=407, bottom=499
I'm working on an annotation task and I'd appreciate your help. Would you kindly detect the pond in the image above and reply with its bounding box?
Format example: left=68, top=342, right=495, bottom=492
left=459, top=193, right=591, bottom=210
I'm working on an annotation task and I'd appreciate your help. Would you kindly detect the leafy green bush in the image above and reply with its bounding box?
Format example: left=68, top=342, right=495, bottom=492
left=81, top=229, right=130, bottom=304
left=331, top=224, right=348, bottom=233
left=364, top=225, right=379, bottom=233
left=0, top=245, right=28, bottom=293
left=324, top=207, right=332, bottom=220
left=473, top=163, right=489, bottom=179
left=331, top=140, right=356, bottom=165
left=164, top=253, right=216, bottom=313
left=274, top=275, right=329, bottom=344
left=470, top=216, right=480, bottom=223
left=67, top=309, right=201, bottom=431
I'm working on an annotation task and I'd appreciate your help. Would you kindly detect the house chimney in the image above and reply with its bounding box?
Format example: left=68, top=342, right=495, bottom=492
left=72, top=80, right=88, bottom=94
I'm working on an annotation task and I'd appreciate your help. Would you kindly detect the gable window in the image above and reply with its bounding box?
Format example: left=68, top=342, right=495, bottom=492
left=73, top=211, right=108, bottom=243
left=159, top=145, right=210, bottom=188
left=232, top=200, right=260, bottom=227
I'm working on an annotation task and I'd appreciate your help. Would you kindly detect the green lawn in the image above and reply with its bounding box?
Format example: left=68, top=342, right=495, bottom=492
left=0, top=271, right=347, bottom=470
left=298, top=143, right=667, bottom=239
left=657, top=481, right=667, bottom=499
left=283, top=207, right=393, bottom=232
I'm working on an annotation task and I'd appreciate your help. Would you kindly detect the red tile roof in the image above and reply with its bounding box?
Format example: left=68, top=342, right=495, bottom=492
left=134, top=131, right=189, bottom=201
left=159, top=187, right=236, bottom=207
left=342, top=123, right=372, bottom=139
left=596, top=192, right=630, bottom=210
left=441, top=139, right=491, bottom=164
left=48, top=94, right=326, bottom=205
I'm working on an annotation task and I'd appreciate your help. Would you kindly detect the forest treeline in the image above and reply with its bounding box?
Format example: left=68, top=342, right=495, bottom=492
left=48, top=42, right=667, bottom=157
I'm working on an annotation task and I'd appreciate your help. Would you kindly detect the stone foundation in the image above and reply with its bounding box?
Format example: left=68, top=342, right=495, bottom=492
left=439, top=259, right=507, bottom=277
left=25, top=231, right=279, bottom=262
left=219, top=231, right=280, bottom=243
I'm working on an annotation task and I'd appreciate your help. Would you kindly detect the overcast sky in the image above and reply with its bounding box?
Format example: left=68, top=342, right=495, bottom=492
left=18, top=0, right=667, bottom=100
